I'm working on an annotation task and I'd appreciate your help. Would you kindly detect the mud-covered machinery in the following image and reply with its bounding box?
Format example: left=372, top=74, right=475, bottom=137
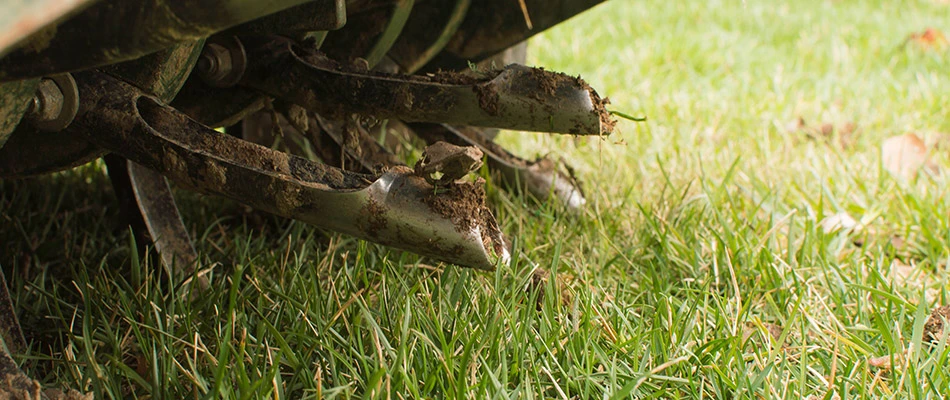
left=0, top=0, right=611, bottom=395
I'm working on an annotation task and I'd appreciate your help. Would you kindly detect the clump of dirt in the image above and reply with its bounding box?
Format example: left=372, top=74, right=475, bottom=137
left=580, top=78, right=616, bottom=134
left=422, top=178, right=507, bottom=260
left=522, top=67, right=615, bottom=134
left=423, top=69, right=490, bottom=85
left=524, top=269, right=576, bottom=310
left=924, top=305, right=950, bottom=343
left=527, top=67, right=558, bottom=97
left=473, top=83, right=500, bottom=116
left=0, top=369, right=40, bottom=400
left=414, top=141, right=484, bottom=185
left=360, top=198, right=388, bottom=239
left=423, top=180, right=487, bottom=233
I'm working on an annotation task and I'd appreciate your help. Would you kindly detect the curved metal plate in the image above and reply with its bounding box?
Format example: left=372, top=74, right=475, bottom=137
left=0, top=0, right=97, bottom=58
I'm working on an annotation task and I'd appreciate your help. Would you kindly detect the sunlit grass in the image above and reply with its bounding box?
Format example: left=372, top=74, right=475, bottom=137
left=2, top=0, right=949, bottom=398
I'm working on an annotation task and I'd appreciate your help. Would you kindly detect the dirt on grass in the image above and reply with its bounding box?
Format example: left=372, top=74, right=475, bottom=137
left=924, top=305, right=950, bottom=343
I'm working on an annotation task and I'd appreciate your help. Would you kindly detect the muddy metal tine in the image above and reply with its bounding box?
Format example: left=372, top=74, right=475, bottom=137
left=408, top=122, right=586, bottom=211
left=67, top=72, right=509, bottom=270
left=236, top=36, right=613, bottom=135
left=104, top=155, right=209, bottom=290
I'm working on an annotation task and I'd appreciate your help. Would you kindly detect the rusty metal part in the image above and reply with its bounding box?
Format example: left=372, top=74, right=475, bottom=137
left=65, top=72, right=509, bottom=270
left=220, top=0, right=347, bottom=36
left=0, top=124, right=105, bottom=178
left=104, top=156, right=207, bottom=290
left=423, top=0, right=606, bottom=72
left=414, top=141, right=483, bottom=186
left=0, top=79, right=38, bottom=150
left=25, top=74, right=79, bottom=132
left=239, top=36, right=612, bottom=135
left=0, top=0, right=97, bottom=58
left=102, top=41, right=206, bottom=102
left=170, top=37, right=265, bottom=129
left=386, top=0, right=471, bottom=74
left=410, top=123, right=586, bottom=210
left=0, top=0, right=318, bottom=81
left=0, top=38, right=205, bottom=178
left=195, top=37, right=248, bottom=88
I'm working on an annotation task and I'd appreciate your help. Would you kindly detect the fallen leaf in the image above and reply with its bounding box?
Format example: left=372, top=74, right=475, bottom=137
left=881, top=133, right=934, bottom=180
left=820, top=212, right=858, bottom=234
left=867, top=354, right=893, bottom=369
left=904, top=28, right=949, bottom=49
left=786, top=117, right=857, bottom=148
left=928, top=132, right=950, bottom=150
left=868, top=347, right=910, bottom=370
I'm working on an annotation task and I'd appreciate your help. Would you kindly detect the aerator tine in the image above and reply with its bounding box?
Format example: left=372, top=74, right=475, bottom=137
left=198, top=36, right=614, bottom=136
left=67, top=72, right=510, bottom=270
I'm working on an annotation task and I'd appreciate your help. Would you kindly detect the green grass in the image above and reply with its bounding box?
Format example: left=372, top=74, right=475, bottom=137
left=3, top=0, right=950, bottom=398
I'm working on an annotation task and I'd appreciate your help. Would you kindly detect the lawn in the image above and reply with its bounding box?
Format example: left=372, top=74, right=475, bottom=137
left=2, top=0, right=950, bottom=398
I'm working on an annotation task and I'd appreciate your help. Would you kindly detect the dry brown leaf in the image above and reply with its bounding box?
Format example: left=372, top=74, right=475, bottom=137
left=867, top=354, right=894, bottom=369
left=787, top=117, right=858, bottom=149
left=868, top=346, right=911, bottom=370
left=881, top=133, right=934, bottom=180
left=904, top=28, right=949, bottom=49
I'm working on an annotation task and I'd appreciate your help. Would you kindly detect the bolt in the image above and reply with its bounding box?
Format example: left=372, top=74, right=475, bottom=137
left=197, top=43, right=233, bottom=84
left=29, top=78, right=66, bottom=125
left=196, top=39, right=246, bottom=88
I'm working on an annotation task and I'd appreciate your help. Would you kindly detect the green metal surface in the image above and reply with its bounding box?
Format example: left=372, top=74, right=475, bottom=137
left=0, top=0, right=315, bottom=81
left=0, top=0, right=97, bottom=57
left=0, top=79, right=37, bottom=150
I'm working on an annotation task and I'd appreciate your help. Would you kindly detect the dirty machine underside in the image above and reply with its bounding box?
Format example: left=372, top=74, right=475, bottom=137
left=0, top=0, right=611, bottom=395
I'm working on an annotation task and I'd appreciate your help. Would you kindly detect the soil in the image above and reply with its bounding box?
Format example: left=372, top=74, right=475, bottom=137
left=293, top=39, right=616, bottom=135
left=422, top=178, right=507, bottom=264
left=140, top=96, right=371, bottom=190
left=413, top=141, right=484, bottom=184
left=472, top=83, right=500, bottom=116
left=361, top=197, right=388, bottom=239
left=524, top=66, right=616, bottom=134
left=924, top=305, right=950, bottom=344
left=527, top=67, right=558, bottom=97
left=423, top=180, right=487, bottom=233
